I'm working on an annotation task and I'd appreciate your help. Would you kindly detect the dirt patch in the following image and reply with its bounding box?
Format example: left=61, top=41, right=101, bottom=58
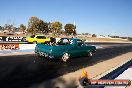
left=77, top=35, right=131, bottom=43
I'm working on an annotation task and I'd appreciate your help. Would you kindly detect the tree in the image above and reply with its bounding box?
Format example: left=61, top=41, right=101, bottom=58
left=12, top=27, right=18, bottom=32
left=4, top=24, right=14, bottom=32
left=64, top=24, right=76, bottom=35
left=92, top=34, right=97, bottom=37
left=49, top=21, right=62, bottom=34
left=19, top=24, right=26, bottom=32
left=27, top=16, right=49, bottom=34
left=0, top=26, right=3, bottom=31
left=37, top=20, right=49, bottom=34
left=27, top=16, right=40, bottom=34
left=128, top=37, right=132, bottom=41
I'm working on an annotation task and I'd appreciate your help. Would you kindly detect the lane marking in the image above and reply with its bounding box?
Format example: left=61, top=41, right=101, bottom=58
left=93, top=59, right=132, bottom=79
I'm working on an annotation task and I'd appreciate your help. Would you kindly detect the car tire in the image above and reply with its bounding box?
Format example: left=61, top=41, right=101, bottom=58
left=61, top=53, right=70, bottom=62
left=88, top=51, right=93, bottom=57
left=33, top=41, right=37, bottom=44
left=21, top=38, right=26, bottom=42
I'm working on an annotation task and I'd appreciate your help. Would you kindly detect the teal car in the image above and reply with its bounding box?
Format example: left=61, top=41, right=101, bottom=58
left=35, top=38, right=96, bottom=62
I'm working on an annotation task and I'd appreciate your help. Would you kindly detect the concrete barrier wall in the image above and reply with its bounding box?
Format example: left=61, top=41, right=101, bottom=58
left=0, top=44, right=19, bottom=50
left=0, top=44, right=36, bottom=50
left=19, top=44, right=36, bottom=50
left=0, top=44, right=36, bottom=55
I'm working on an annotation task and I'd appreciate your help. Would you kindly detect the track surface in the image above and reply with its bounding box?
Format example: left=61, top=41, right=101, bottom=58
left=0, top=43, right=132, bottom=88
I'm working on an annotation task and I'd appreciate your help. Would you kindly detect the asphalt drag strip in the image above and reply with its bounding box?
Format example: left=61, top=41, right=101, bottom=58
left=0, top=44, right=132, bottom=88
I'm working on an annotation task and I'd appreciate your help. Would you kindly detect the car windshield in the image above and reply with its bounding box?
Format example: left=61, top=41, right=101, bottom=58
left=36, top=36, right=46, bottom=39
left=30, top=35, right=35, bottom=38
left=77, top=39, right=84, bottom=46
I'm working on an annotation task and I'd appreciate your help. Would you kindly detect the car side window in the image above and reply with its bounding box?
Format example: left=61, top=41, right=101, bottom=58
left=57, top=38, right=70, bottom=45
left=70, top=40, right=74, bottom=44
left=77, top=39, right=84, bottom=46
left=62, top=39, right=70, bottom=44
left=36, top=36, right=46, bottom=39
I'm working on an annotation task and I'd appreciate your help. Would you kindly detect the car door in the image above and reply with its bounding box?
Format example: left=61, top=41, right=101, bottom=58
left=76, top=39, right=86, bottom=56
left=56, top=38, right=76, bottom=57
left=66, top=39, right=80, bottom=57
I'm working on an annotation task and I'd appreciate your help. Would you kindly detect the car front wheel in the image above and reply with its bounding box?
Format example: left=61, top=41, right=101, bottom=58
left=61, top=53, right=70, bottom=62
left=88, top=51, right=93, bottom=57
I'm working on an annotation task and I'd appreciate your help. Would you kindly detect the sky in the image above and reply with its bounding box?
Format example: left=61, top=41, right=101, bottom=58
left=0, top=0, right=132, bottom=37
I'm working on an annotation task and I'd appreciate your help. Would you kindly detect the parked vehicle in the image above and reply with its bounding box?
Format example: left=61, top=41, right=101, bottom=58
left=35, top=38, right=96, bottom=62
left=25, top=35, right=50, bottom=43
